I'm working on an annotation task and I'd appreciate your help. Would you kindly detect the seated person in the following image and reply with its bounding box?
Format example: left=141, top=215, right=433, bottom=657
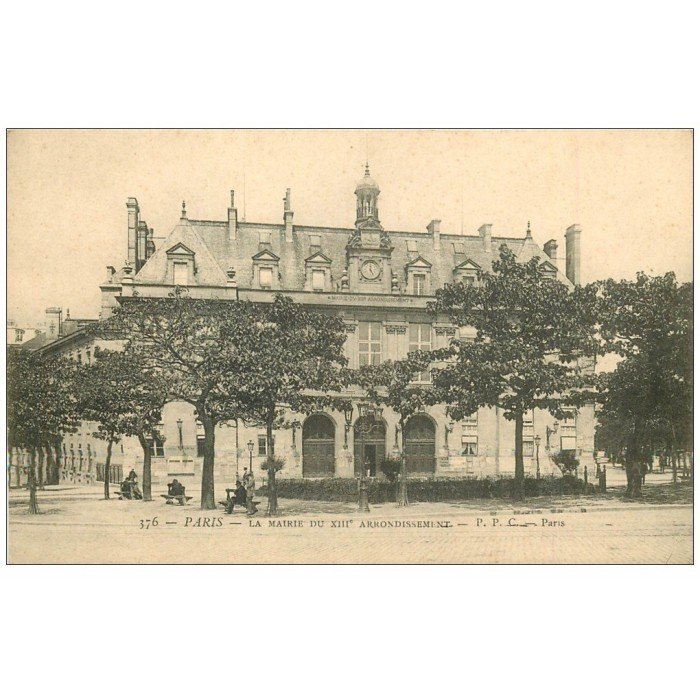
left=168, top=479, right=185, bottom=498
left=120, top=478, right=133, bottom=499
left=225, top=479, right=246, bottom=514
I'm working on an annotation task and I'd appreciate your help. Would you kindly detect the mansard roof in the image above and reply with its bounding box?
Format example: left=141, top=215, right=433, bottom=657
left=132, top=216, right=571, bottom=291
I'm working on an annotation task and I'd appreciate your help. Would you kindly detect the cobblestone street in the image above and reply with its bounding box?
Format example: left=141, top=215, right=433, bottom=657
left=8, top=475, right=693, bottom=564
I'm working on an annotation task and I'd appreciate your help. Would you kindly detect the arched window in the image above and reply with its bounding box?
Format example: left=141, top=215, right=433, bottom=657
left=302, top=414, right=336, bottom=477
left=404, top=414, right=436, bottom=473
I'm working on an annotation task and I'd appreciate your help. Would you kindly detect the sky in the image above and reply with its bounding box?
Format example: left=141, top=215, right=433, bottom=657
left=7, top=129, right=692, bottom=326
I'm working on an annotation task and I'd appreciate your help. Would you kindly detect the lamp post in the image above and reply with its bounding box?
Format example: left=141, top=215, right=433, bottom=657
left=343, top=405, right=354, bottom=450
left=545, top=422, right=559, bottom=452
left=534, top=435, right=541, bottom=480
left=247, top=439, right=254, bottom=476
left=355, top=402, right=383, bottom=513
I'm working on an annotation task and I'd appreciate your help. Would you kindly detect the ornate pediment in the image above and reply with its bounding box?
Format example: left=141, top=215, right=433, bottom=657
left=406, top=255, right=432, bottom=269
left=539, top=260, right=558, bottom=276
left=305, top=251, right=332, bottom=264
left=252, top=249, right=281, bottom=262
left=454, top=258, right=481, bottom=271
left=166, top=242, right=195, bottom=256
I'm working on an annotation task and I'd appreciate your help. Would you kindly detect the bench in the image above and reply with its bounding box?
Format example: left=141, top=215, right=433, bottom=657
left=161, top=494, right=193, bottom=506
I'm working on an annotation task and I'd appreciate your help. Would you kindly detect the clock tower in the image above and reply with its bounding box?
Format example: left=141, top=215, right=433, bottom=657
left=346, top=165, right=394, bottom=293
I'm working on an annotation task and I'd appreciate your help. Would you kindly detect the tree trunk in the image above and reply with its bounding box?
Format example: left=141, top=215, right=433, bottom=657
left=44, top=443, right=54, bottom=486
left=397, top=418, right=409, bottom=507
left=37, top=446, right=45, bottom=490
left=626, top=428, right=643, bottom=498
left=200, top=413, right=216, bottom=510
left=104, top=438, right=113, bottom=500
left=513, top=411, right=524, bottom=500
left=138, top=433, right=153, bottom=501
left=267, top=419, right=278, bottom=516
left=28, top=448, right=39, bottom=515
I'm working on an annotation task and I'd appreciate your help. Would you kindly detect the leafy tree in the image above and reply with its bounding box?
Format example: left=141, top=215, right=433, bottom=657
left=98, top=289, right=254, bottom=509
left=222, top=295, right=350, bottom=515
left=7, top=347, right=80, bottom=514
left=75, top=348, right=167, bottom=500
left=430, top=246, right=599, bottom=499
left=353, top=353, right=434, bottom=506
left=596, top=273, right=693, bottom=496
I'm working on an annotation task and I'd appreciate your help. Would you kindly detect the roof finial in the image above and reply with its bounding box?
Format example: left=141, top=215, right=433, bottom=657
left=181, top=201, right=187, bottom=219
left=526, top=220, right=532, bottom=237
left=365, top=161, right=370, bottom=177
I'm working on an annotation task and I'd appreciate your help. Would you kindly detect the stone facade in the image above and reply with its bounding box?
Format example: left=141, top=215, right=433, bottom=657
left=31, top=166, right=595, bottom=493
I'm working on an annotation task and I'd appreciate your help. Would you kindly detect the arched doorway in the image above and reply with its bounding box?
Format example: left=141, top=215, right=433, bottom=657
left=404, top=414, right=436, bottom=473
left=354, top=417, right=386, bottom=477
left=302, top=414, right=336, bottom=477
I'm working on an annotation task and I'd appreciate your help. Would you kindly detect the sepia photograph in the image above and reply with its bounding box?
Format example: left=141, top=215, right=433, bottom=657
left=6, top=128, right=693, bottom=564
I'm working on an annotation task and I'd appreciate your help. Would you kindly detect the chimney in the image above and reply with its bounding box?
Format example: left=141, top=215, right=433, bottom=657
left=137, top=220, right=149, bottom=271
left=146, top=228, right=155, bottom=259
left=45, top=307, right=62, bottom=340
left=427, top=219, right=441, bottom=250
left=478, top=223, right=492, bottom=251
left=543, top=239, right=558, bottom=268
left=284, top=188, right=294, bottom=242
left=126, top=197, right=139, bottom=271
left=565, top=224, right=581, bottom=285
left=228, top=190, right=238, bottom=242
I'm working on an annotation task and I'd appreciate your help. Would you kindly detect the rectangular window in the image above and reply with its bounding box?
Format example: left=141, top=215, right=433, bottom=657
left=311, top=270, right=325, bottom=291
left=259, top=230, right=271, bottom=245
left=77, top=352, right=82, bottom=364
left=309, top=234, right=321, bottom=249
left=196, top=437, right=206, bottom=457
left=147, top=436, right=165, bottom=457
left=409, top=323, right=431, bottom=381
left=257, top=435, right=275, bottom=456
left=86, top=350, right=91, bottom=364
left=461, top=439, right=478, bottom=456
left=358, top=321, right=381, bottom=367
left=259, top=267, right=273, bottom=288
left=406, top=240, right=418, bottom=253
left=523, top=410, right=534, bottom=436
left=173, top=261, right=188, bottom=286
left=523, top=440, right=534, bottom=457
left=413, top=274, right=426, bottom=296
left=452, top=242, right=465, bottom=254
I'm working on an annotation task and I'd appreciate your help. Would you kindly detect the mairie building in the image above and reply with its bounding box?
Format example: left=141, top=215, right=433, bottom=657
left=26, top=167, right=594, bottom=492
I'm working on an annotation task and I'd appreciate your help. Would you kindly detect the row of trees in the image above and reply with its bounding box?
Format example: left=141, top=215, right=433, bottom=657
left=8, top=247, right=692, bottom=512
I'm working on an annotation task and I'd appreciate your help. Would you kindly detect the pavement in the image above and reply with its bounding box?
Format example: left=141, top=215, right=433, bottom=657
left=7, top=470, right=694, bottom=564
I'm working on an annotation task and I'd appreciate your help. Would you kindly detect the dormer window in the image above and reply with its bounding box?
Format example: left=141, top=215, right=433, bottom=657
left=304, top=251, right=332, bottom=292
left=173, top=261, right=188, bottom=285
left=540, top=261, right=558, bottom=279
left=259, top=267, right=273, bottom=288
left=312, top=270, right=325, bottom=290
left=405, top=256, right=432, bottom=296
left=166, top=242, right=196, bottom=287
left=413, top=274, right=426, bottom=296
left=453, top=258, right=481, bottom=285
left=252, top=249, right=281, bottom=290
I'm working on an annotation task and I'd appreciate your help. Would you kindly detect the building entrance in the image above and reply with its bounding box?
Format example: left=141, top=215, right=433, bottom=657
left=302, top=414, right=336, bottom=477
left=354, top=418, right=386, bottom=477
left=404, top=414, right=436, bottom=473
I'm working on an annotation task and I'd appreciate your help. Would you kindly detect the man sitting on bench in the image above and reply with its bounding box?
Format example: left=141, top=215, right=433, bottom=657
left=167, top=479, right=187, bottom=505
left=225, top=479, right=247, bottom=514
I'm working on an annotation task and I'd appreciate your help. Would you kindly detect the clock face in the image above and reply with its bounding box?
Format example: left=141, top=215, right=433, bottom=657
left=361, top=260, right=381, bottom=280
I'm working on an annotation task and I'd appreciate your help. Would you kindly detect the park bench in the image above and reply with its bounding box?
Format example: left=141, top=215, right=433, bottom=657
left=161, top=493, right=192, bottom=506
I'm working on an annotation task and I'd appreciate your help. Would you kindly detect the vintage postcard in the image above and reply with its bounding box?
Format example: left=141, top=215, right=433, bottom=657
left=6, top=129, right=693, bottom=564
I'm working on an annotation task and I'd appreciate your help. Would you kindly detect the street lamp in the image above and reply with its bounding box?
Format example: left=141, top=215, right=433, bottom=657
left=343, top=405, right=354, bottom=449
left=534, top=435, right=541, bottom=480
left=545, top=422, right=559, bottom=451
left=177, top=419, right=184, bottom=452
left=355, top=403, right=384, bottom=513
left=247, top=439, right=255, bottom=475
